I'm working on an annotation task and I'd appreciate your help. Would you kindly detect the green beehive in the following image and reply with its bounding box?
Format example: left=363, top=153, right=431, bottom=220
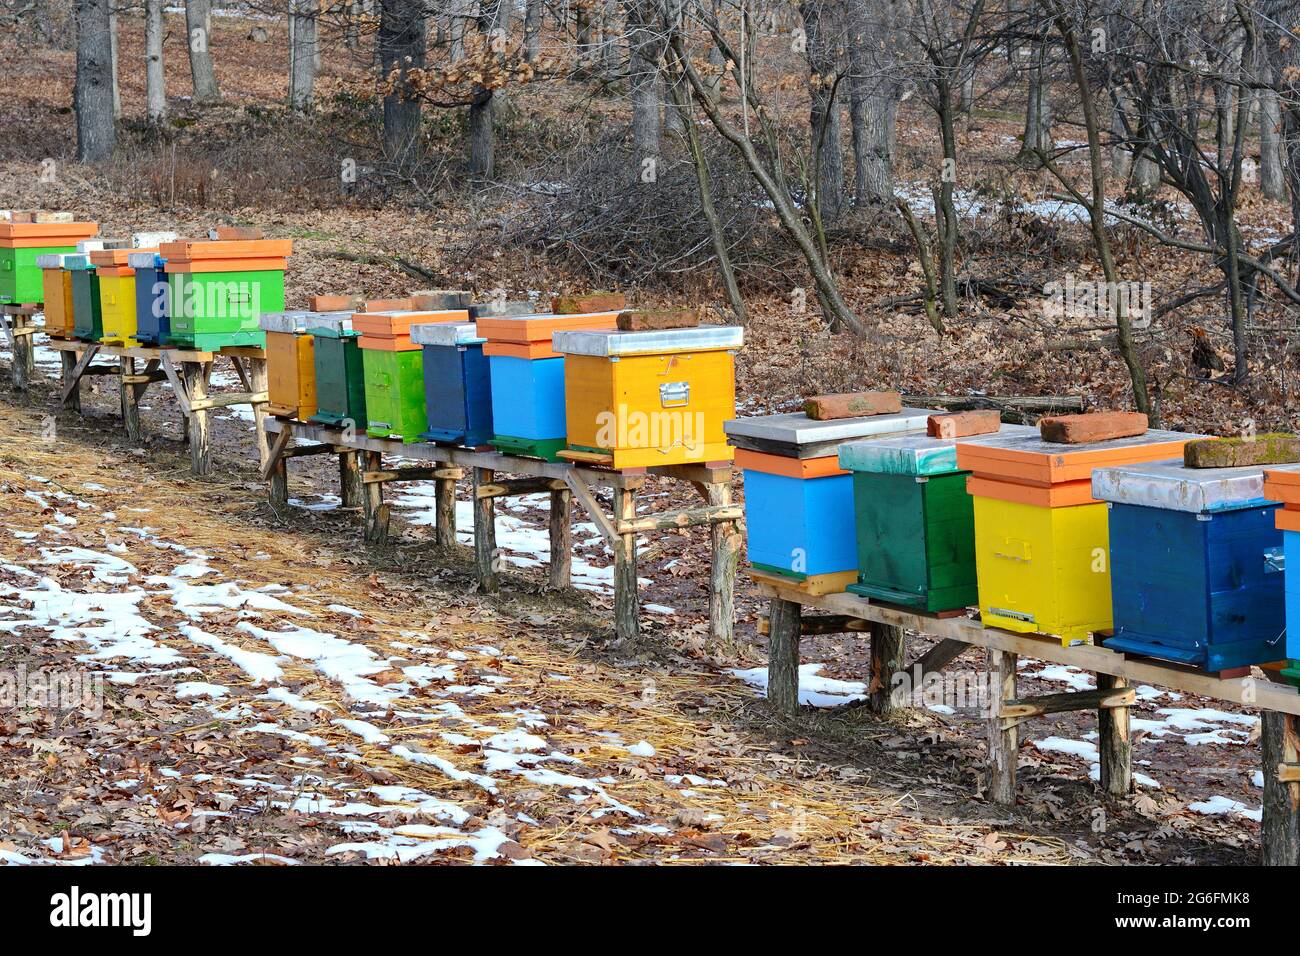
left=167, top=270, right=284, bottom=350
left=837, top=427, right=1035, bottom=612
left=66, top=255, right=103, bottom=342
left=362, top=348, right=427, bottom=442
left=307, top=315, right=367, bottom=429
left=0, top=245, right=81, bottom=304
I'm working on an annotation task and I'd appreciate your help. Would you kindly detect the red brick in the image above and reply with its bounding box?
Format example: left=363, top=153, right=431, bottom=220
left=804, top=391, right=902, bottom=420
left=927, top=410, right=1002, bottom=439
left=616, top=307, right=700, bottom=331
left=308, top=294, right=361, bottom=312
left=1039, top=412, right=1148, bottom=444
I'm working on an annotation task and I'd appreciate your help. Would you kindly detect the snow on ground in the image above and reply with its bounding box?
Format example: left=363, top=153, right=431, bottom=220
left=732, top=663, right=867, bottom=708
left=0, top=486, right=665, bottom=864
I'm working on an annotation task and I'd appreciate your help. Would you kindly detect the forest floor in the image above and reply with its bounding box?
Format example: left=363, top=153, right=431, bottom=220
left=0, top=12, right=1287, bottom=864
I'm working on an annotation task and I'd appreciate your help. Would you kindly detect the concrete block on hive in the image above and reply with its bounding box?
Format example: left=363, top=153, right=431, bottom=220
left=1040, top=411, right=1147, bottom=444
left=928, top=410, right=1002, bottom=438
left=132, top=231, right=178, bottom=247
left=468, top=299, right=536, bottom=319
left=804, top=391, right=902, bottom=421
left=553, top=292, right=626, bottom=314
left=1184, top=434, right=1300, bottom=468
left=410, top=289, right=471, bottom=310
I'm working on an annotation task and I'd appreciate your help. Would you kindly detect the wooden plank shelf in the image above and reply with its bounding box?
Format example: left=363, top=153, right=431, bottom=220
left=262, top=417, right=740, bottom=649
left=755, top=578, right=1300, bottom=864
left=41, top=336, right=269, bottom=476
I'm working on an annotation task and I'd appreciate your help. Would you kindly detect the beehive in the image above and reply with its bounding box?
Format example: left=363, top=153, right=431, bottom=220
left=1261, top=469, right=1300, bottom=682
left=0, top=220, right=98, bottom=304
left=260, top=311, right=347, bottom=420
left=354, top=311, right=464, bottom=443
left=130, top=252, right=170, bottom=345
left=37, top=254, right=75, bottom=338
left=956, top=428, right=1195, bottom=643
left=352, top=308, right=468, bottom=351
left=91, top=247, right=158, bottom=347
left=481, top=311, right=618, bottom=461
left=552, top=325, right=743, bottom=469
left=161, top=238, right=291, bottom=350
left=838, top=426, right=1037, bottom=612
left=725, top=408, right=936, bottom=592
left=65, top=255, right=103, bottom=342
left=1092, top=458, right=1294, bottom=671
left=306, top=314, right=367, bottom=429
left=412, top=321, right=493, bottom=447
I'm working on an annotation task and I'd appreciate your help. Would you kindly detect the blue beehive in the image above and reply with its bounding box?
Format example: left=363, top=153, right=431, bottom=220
left=412, top=321, right=493, bottom=446
left=129, top=252, right=169, bottom=345
left=724, top=408, right=937, bottom=593
left=487, top=354, right=567, bottom=460
left=1092, top=458, right=1294, bottom=671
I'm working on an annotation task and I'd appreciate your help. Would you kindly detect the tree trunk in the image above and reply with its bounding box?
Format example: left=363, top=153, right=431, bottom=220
left=449, top=0, right=467, bottom=61
left=1260, top=86, right=1288, bottom=202
left=108, top=3, right=121, bottom=119
left=626, top=0, right=662, bottom=168
left=847, top=0, right=900, bottom=207
left=467, top=0, right=510, bottom=178
left=289, top=0, right=319, bottom=110
left=145, top=0, right=166, bottom=123
left=185, top=0, right=220, bottom=105
left=379, top=0, right=426, bottom=166
left=75, top=0, right=116, bottom=162
left=801, top=0, right=845, bottom=222
left=1017, top=40, right=1052, bottom=163
left=524, top=0, right=543, bottom=61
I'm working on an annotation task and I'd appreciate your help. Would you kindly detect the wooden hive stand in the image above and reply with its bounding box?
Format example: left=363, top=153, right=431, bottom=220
left=1, top=304, right=39, bottom=389
left=261, top=417, right=742, bottom=648
left=755, top=578, right=1300, bottom=864
left=44, top=338, right=270, bottom=477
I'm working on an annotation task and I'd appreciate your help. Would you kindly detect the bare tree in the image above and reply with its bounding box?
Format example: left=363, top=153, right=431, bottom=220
left=145, top=0, right=166, bottom=123
left=847, top=0, right=905, bottom=207
left=468, top=0, right=512, bottom=178
left=626, top=0, right=664, bottom=172
left=379, top=0, right=427, bottom=165
left=801, top=0, right=847, bottom=221
left=186, top=0, right=221, bottom=104
left=289, top=0, right=320, bottom=109
left=75, top=0, right=116, bottom=162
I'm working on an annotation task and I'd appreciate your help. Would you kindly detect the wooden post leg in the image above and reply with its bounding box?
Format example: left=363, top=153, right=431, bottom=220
left=120, top=356, right=143, bottom=441
left=767, top=597, right=802, bottom=715
left=362, top=450, right=389, bottom=547
left=246, top=357, right=270, bottom=473
left=182, top=361, right=212, bottom=476
left=473, top=467, right=499, bottom=593
left=435, top=474, right=458, bottom=548
left=1262, top=711, right=1300, bottom=865
left=269, top=455, right=289, bottom=508
left=613, top=485, right=639, bottom=646
left=61, top=351, right=81, bottom=413
left=547, top=487, right=572, bottom=588
left=339, top=451, right=363, bottom=509
left=707, top=481, right=739, bottom=649
left=12, top=325, right=31, bottom=390
left=987, top=648, right=1019, bottom=805
left=869, top=623, right=906, bottom=715
left=1097, top=673, right=1133, bottom=797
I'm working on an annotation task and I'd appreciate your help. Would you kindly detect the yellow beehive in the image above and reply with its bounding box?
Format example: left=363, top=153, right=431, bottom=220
left=37, top=254, right=75, bottom=338
left=552, top=325, right=743, bottom=469
left=91, top=248, right=156, bottom=347
left=259, top=310, right=337, bottom=420
left=956, top=427, right=1194, bottom=644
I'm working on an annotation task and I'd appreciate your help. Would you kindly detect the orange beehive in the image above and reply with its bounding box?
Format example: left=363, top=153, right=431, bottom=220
left=351, top=309, right=467, bottom=351
left=479, top=311, right=618, bottom=360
